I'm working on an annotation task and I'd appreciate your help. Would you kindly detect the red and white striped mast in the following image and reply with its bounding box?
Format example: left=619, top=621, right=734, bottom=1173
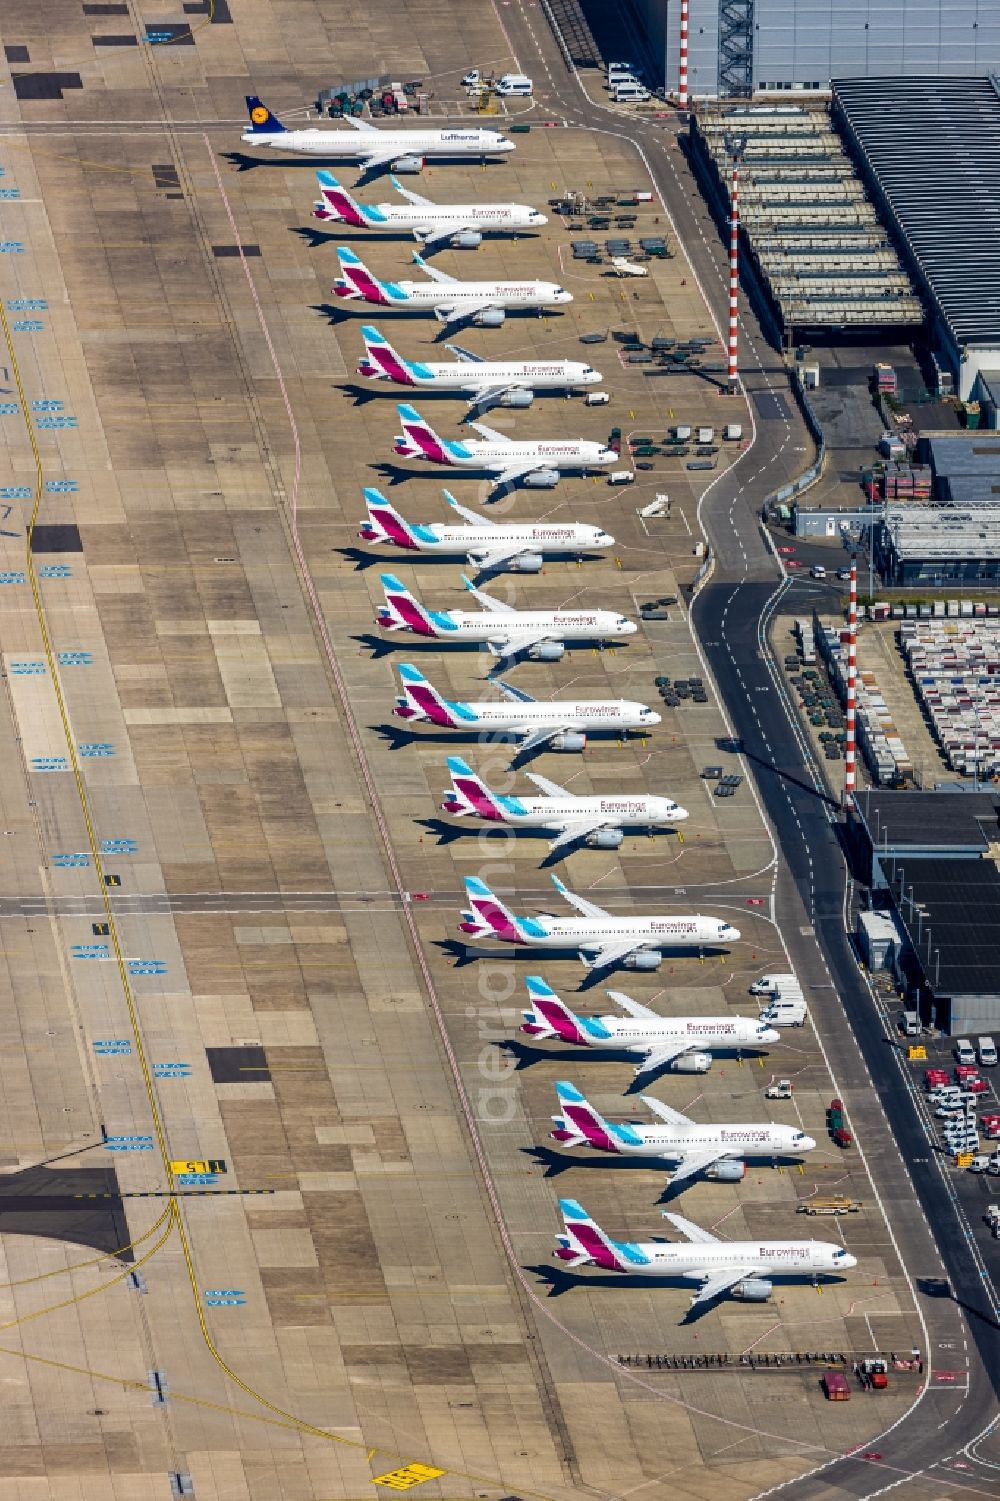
left=723, top=131, right=747, bottom=396
left=844, top=557, right=858, bottom=805
left=678, top=0, right=690, bottom=108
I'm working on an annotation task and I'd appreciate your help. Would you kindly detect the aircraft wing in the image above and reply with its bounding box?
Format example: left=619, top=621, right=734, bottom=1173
left=356, top=145, right=413, bottom=171
left=470, top=419, right=514, bottom=444
left=662, top=1212, right=720, bottom=1246
left=489, top=458, right=553, bottom=487
left=629, top=1039, right=698, bottom=1077
left=467, top=385, right=525, bottom=415
left=665, top=1150, right=729, bottom=1187
left=497, top=679, right=536, bottom=705
left=344, top=116, right=379, bottom=133
left=552, top=875, right=609, bottom=923
left=524, top=771, right=568, bottom=798
left=412, top=253, right=458, bottom=285
left=444, top=343, right=485, bottom=364
left=437, top=301, right=495, bottom=327
left=417, top=225, right=455, bottom=247
left=469, top=544, right=540, bottom=571
left=637, top=1095, right=691, bottom=1129
left=515, top=725, right=569, bottom=756
left=606, top=991, right=659, bottom=1020
left=462, top=575, right=515, bottom=614
left=685, top=1266, right=766, bottom=1308
left=443, top=490, right=492, bottom=525
left=488, top=633, right=556, bottom=662
left=390, top=175, right=432, bottom=206
left=546, top=820, right=614, bottom=854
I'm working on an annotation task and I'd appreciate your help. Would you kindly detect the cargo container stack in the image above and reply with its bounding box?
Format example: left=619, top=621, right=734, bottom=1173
left=817, top=625, right=912, bottom=785
left=899, top=620, right=1000, bottom=781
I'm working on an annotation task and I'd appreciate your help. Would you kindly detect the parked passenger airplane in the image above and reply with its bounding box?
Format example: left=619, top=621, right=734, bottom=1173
left=520, top=977, right=768, bottom=1072
left=442, top=757, right=686, bottom=851
left=394, top=404, right=616, bottom=488
left=554, top=1200, right=856, bottom=1308
left=334, top=246, right=572, bottom=327
left=549, top=1080, right=815, bottom=1182
left=376, top=572, right=635, bottom=666
left=358, top=325, right=602, bottom=413
left=359, top=488, right=614, bottom=573
left=393, top=663, right=659, bottom=756
left=460, top=877, right=741, bottom=973
left=242, top=97, right=513, bottom=171
left=314, top=172, right=546, bottom=246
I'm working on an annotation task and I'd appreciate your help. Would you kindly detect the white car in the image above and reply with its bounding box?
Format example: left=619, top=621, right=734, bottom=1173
left=810, top=564, right=827, bottom=579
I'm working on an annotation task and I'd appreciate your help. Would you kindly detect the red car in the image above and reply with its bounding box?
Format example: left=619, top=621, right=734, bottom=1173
left=963, top=1077, right=989, bottom=1095
left=955, top=1064, right=978, bottom=1081
left=777, top=545, right=796, bottom=555
left=925, top=1069, right=949, bottom=1087
left=832, top=1127, right=853, bottom=1148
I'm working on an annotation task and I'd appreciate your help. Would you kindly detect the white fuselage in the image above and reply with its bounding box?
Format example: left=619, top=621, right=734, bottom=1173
left=347, top=202, right=545, bottom=236
left=601, top=1239, right=850, bottom=1279
left=370, top=358, right=603, bottom=393
left=243, top=126, right=513, bottom=160
left=375, top=280, right=572, bottom=314
left=425, top=699, right=659, bottom=735
left=398, top=436, right=617, bottom=474
left=383, top=607, right=636, bottom=644
left=476, top=916, right=740, bottom=951
left=569, top=1120, right=813, bottom=1160
left=543, top=1014, right=774, bottom=1047
left=458, top=792, right=686, bottom=829
left=410, top=523, right=612, bottom=558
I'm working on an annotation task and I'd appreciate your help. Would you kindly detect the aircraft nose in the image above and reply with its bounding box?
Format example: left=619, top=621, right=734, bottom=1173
left=622, top=620, right=638, bottom=635
left=533, top=212, right=548, bottom=225
left=673, top=805, right=690, bottom=820
left=800, top=1135, right=818, bottom=1151
left=840, top=1253, right=858, bottom=1270
left=643, top=709, right=662, bottom=725
left=763, top=1027, right=780, bottom=1043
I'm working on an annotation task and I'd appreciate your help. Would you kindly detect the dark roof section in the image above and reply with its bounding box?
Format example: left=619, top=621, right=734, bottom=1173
left=888, top=857, right=1000, bottom=997
left=854, top=789, right=1000, bottom=855
left=832, top=76, right=1000, bottom=349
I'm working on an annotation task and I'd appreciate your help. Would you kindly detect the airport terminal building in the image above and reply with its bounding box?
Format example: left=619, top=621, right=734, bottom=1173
left=633, top=0, right=1000, bottom=98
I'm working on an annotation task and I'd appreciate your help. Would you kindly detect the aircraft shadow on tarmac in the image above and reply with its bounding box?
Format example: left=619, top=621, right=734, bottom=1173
left=374, top=723, right=630, bottom=770
left=416, top=816, right=601, bottom=866
left=526, top=1261, right=850, bottom=1320
left=499, top=1034, right=765, bottom=1081
left=356, top=634, right=630, bottom=676
left=222, top=152, right=455, bottom=187
left=520, top=1143, right=806, bottom=1198
left=433, top=937, right=733, bottom=995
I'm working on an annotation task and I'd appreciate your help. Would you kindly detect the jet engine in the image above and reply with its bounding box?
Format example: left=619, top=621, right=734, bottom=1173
left=706, top=1159, right=746, bottom=1182
left=508, top=552, right=543, bottom=573
left=585, top=827, right=624, bottom=850
left=732, top=1278, right=773, bottom=1302
left=624, top=950, right=662, bottom=972
left=670, top=1050, right=712, bottom=1073
left=473, top=307, right=507, bottom=328
left=452, top=230, right=483, bottom=249
left=551, top=732, right=586, bottom=752
left=391, top=155, right=425, bottom=173
left=523, top=468, right=561, bottom=488
left=527, top=641, right=565, bottom=662
left=499, top=388, right=535, bottom=408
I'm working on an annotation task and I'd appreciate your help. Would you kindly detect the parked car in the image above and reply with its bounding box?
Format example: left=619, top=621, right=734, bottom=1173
left=810, top=564, right=827, bottom=579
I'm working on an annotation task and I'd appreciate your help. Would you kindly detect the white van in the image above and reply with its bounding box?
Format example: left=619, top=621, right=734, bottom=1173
left=760, top=1000, right=807, bottom=1028
left=495, top=74, right=533, bottom=97
left=614, top=82, right=651, bottom=103
left=955, top=1038, right=976, bottom=1066
left=979, top=1036, right=998, bottom=1067
left=750, top=973, right=797, bottom=997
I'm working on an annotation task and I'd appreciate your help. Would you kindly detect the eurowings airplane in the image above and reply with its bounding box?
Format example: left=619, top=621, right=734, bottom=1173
left=314, top=172, right=546, bottom=247
left=358, top=325, right=603, bottom=414
left=550, top=1081, right=816, bottom=1182
left=242, top=97, right=514, bottom=172
left=334, top=246, right=572, bottom=327
left=393, top=663, right=660, bottom=756
left=442, top=756, right=687, bottom=852
left=377, top=572, right=635, bottom=666
left=359, top=488, right=614, bottom=573
left=460, top=877, right=741, bottom=974
left=520, top=977, right=770, bottom=1072
left=394, top=404, right=616, bottom=489
left=554, top=1199, right=857, bottom=1308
